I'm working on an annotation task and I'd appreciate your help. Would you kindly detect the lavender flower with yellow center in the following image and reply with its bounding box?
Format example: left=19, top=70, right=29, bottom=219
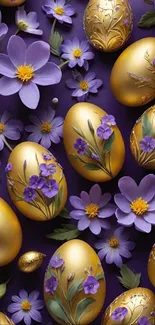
left=0, top=110, right=23, bottom=151
left=42, top=0, right=75, bottom=24
left=15, top=6, right=43, bottom=35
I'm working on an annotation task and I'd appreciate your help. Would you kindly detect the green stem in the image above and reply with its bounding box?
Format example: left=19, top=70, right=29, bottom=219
left=51, top=18, right=56, bottom=36
left=59, top=60, right=69, bottom=69
left=15, top=29, right=20, bottom=35
left=3, top=138, right=13, bottom=151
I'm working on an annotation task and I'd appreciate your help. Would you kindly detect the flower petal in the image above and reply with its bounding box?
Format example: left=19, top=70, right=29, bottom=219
left=148, top=197, right=155, bottom=211
left=98, top=247, right=110, bottom=260
left=78, top=215, right=90, bottom=230
left=33, top=62, right=62, bottom=85
left=0, top=23, right=8, bottom=41
left=28, top=291, right=39, bottom=302
left=80, top=191, right=90, bottom=206
left=116, top=209, right=135, bottom=226
left=134, top=217, right=151, bottom=233
left=0, top=136, right=4, bottom=151
left=40, top=134, right=51, bottom=148
left=11, top=295, right=22, bottom=303
left=89, top=184, right=101, bottom=204
left=139, top=174, right=155, bottom=202
left=66, top=79, right=79, bottom=89
left=118, top=176, right=139, bottom=202
left=98, top=204, right=116, bottom=218
left=26, top=41, right=50, bottom=71
left=16, top=6, right=27, bottom=23
left=69, top=196, right=85, bottom=209
left=113, top=226, right=125, bottom=238
left=113, top=252, right=123, bottom=267
left=7, top=303, right=21, bottom=313
left=89, top=218, right=101, bottom=235
left=7, top=35, right=26, bottom=67
left=30, top=309, right=42, bottom=322
left=70, top=210, right=85, bottom=220
left=100, top=219, right=110, bottom=229
left=28, top=132, right=42, bottom=142
left=114, top=193, right=131, bottom=213
left=49, top=131, right=60, bottom=144
left=105, top=249, right=115, bottom=264
left=19, top=82, right=40, bottom=109
left=25, top=28, right=43, bottom=35
left=0, top=76, right=22, bottom=96
left=24, top=314, right=31, bottom=325
left=144, top=211, right=155, bottom=225
left=19, top=289, right=28, bottom=300
left=99, top=193, right=111, bottom=208
left=26, top=12, right=39, bottom=28
left=119, top=247, right=132, bottom=258
left=12, top=310, right=24, bottom=324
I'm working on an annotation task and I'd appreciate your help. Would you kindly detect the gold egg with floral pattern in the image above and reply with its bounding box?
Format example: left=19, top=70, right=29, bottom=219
left=0, top=0, right=25, bottom=6
left=6, top=142, right=67, bottom=221
left=84, top=0, right=133, bottom=52
left=148, top=244, right=155, bottom=287
left=63, top=102, right=125, bottom=182
left=0, top=313, right=15, bottom=325
left=44, top=239, right=106, bottom=325
left=101, top=287, right=155, bottom=325
left=130, top=105, right=155, bottom=169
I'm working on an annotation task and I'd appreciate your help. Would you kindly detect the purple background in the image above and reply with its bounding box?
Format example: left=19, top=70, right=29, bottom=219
left=1, top=0, right=155, bottom=324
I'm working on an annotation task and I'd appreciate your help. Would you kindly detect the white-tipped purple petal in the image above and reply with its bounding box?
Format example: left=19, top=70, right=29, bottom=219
left=83, top=51, right=95, bottom=60
left=25, top=28, right=43, bottom=35
left=19, top=82, right=40, bottom=109
left=69, top=196, right=85, bottom=209
left=33, top=62, right=62, bottom=85
left=78, top=216, right=90, bottom=230
left=113, top=252, right=123, bottom=267
left=98, top=204, right=116, bottom=218
left=0, top=54, right=15, bottom=77
left=0, top=76, right=22, bottom=96
left=49, top=131, right=60, bottom=144
left=12, top=310, right=24, bottom=324
left=144, top=211, right=155, bottom=225
left=116, top=209, right=135, bottom=226
left=118, top=176, right=139, bottom=202
left=7, top=35, right=26, bottom=67
left=26, top=12, right=39, bottom=28
left=139, top=174, right=155, bottom=202
left=119, top=247, right=132, bottom=258
left=89, top=218, right=101, bottom=235
left=89, top=184, right=101, bottom=204
left=105, top=249, right=115, bottom=264
left=26, top=41, right=50, bottom=71
left=52, top=116, right=63, bottom=127
left=0, top=137, right=4, bottom=151
left=16, top=6, right=27, bottom=23
left=134, top=217, right=151, bottom=233
left=98, top=247, right=110, bottom=260
left=80, top=191, right=90, bottom=206
left=99, top=193, right=111, bottom=208
left=70, top=210, right=85, bottom=220
left=114, top=193, right=131, bottom=213
left=0, top=23, right=8, bottom=41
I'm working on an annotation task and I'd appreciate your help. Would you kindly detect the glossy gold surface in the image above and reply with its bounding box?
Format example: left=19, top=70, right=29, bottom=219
left=0, top=198, right=22, bottom=266
left=102, top=288, right=155, bottom=325
left=84, top=0, right=133, bottom=52
left=0, top=313, right=15, bottom=325
left=111, top=38, right=155, bottom=106
left=7, top=142, right=67, bottom=221
left=18, top=251, right=46, bottom=273
left=44, top=239, right=106, bottom=325
left=148, top=244, right=155, bottom=287
left=63, top=102, right=125, bottom=182
left=0, top=0, right=25, bottom=6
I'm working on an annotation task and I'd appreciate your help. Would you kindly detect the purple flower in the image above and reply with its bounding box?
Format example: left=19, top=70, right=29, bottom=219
left=29, top=175, right=45, bottom=189
left=66, top=72, right=103, bottom=101
left=74, top=138, right=87, bottom=155
left=49, top=254, right=64, bottom=268
left=24, top=187, right=36, bottom=202
left=111, top=307, right=128, bottom=321
left=41, top=179, right=59, bottom=198
left=95, top=226, right=135, bottom=267
left=0, top=11, right=8, bottom=41
left=123, top=18, right=129, bottom=24
left=15, top=6, right=43, bottom=35
left=0, top=36, right=62, bottom=109
left=70, top=184, right=116, bottom=235
left=5, top=162, right=12, bottom=173
left=0, top=110, right=23, bottom=151
left=114, top=174, right=155, bottom=233
left=39, top=163, right=56, bottom=177
left=140, top=136, right=155, bottom=153
left=42, top=153, right=55, bottom=161
left=61, top=37, right=94, bottom=70
left=101, top=115, right=116, bottom=126
left=91, top=153, right=99, bottom=161
left=25, top=107, right=64, bottom=148
left=137, top=316, right=151, bottom=325
left=97, top=124, right=113, bottom=140
left=45, top=276, right=58, bottom=295
left=7, top=289, right=44, bottom=325
left=83, top=275, right=99, bottom=295
left=42, top=0, right=75, bottom=24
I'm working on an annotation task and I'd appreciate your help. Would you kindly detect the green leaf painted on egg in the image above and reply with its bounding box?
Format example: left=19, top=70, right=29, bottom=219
left=48, top=300, right=68, bottom=322
left=102, top=132, right=115, bottom=154
left=96, top=272, right=105, bottom=281
left=84, top=163, right=100, bottom=170
left=142, top=114, right=153, bottom=137
left=75, top=297, right=96, bottom=322
left=138, top=11, right=155, bottom=28
left=87, top=119, right=95, bottom=135
left=67, top=279, right=84, bottom=301
left=117, top=264, right=141, bottom=290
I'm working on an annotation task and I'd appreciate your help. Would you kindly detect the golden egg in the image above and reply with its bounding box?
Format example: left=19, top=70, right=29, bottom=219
left=0, top=313, right=15, bottom=325
left=130, top=105, right=155, bottom=169
left=148, top=244, right=155, bottom=287
left=0, top=0, right=25, bottom=6
left=111, top=38, right=155, bottom=107
left=18, top=251, right=46, bottom=273
left=0, top=198, right=22, bottom=266
left=102, top=287, right=155, bottom=325
left=63, top=102, right=125, bottom=182
left=84, top=0, right=133, bottom=52
left=44, top=239, right=106, bottom=325
left=6, top=142, right=67, bottom=221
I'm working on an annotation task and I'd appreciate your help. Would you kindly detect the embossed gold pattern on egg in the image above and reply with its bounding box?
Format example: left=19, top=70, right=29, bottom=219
left=0, top=0, right=25, bottom=6
left=148, top=244, right=155, bottom=287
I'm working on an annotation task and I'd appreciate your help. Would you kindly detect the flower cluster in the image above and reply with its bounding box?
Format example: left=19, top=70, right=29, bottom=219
left=97, top=114, right=116, bottom=140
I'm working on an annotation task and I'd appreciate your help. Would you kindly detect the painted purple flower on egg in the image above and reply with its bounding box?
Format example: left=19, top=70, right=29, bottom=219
left=41, top=179, right=59, bottom=198
left=101, top=115, right=116, bottom=126
left=45, top=276, right=58, bottom=295
left=111, top=307, right=128, bottom=321
left=0, top=35, right=62, bottom=109
left=137, top=316, right=151, bottom=325
left=140, top=136, right=155, bottom=153
left=23, top=187, right=36, bottom=202
left=5, top=162, right=12, bottom=173
left=29, top=175, right=45, bottom=189
left=97, top=124, right=113, bottom=140
left=49, top=254, right=64, bottom=268
left=39, top=163, right=56, bottom=177
left=42, top=0, right=75, bottom=24
left=74, top=138, right=87, bottom=155
left=83, top=275, right=99, bottom=295
left=42, top=153, right=55, bottom=161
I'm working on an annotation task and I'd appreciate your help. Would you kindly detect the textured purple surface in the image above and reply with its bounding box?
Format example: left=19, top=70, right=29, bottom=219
left=1, top=0, right=155, bottom=324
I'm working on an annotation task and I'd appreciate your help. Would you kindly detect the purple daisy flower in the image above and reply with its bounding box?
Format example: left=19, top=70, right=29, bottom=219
left=29, top=175, right=45, bottom=189
left=23, top=187, right=36, bottom=202
left=66, top=72, right=103, bottom=102
left=111, top=307, right=128, bottom=321
left=140, top=136, right=155, bottom=153
left=70, top=184, right=116, bottom=235
left=5, top=162, right=12, bottom=173
left=83, top=275, right=99, bottom=295
left=42, top=153, right=55, bottom=161
left=0, top=36, right=62, bottom=109
left=25, top=107, right=64, bottom=148
left=114, top=174, right=155, bottom=233
left=41, top=179, right=59, bottom=198
left=137, top=316, right=151, bottom=325
left=7, top=290, right=44, bottom=325
left=42, top=0, right=75, bottom=24
left=0, top=11, right=8, bottom=41
left=39, top=163, right=56, bottom=177
left=49, top=254, right=64, bottom=268
left=101, top=115, right=116, bottom=126
left=61, top=37, right=94, bottom=70
left=0, top=111, right=23, bottom=151
left=95, top=226, right=135, bottom=267
left=97, top=124, right=113, bottom=140
left=15, top=6, right=43, bottom=35
left=74, top=138, right=87, bottom=155
left=45, top=276, right=58, bottom=295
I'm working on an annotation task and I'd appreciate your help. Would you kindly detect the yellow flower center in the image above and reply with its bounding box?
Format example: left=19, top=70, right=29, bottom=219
left=130, top=197, right=149, bottom=216
left=21, top=300, right=31, bottom=311
left=17, top=20, right=28, bottom=30
left=16, top=64, right=34, bottom=82
left=80, top=80, right=89, bottom=91
left=55, top=7, right=64, bottom=15
left=109, top=237, right=119, bottom=248
left=85, top=203, right=99, bottom=219
left=0, top=123, right=5, bottom=133
left=73, top=48, right=82, bottom=58
left=41, top=122, right=52, bottom=133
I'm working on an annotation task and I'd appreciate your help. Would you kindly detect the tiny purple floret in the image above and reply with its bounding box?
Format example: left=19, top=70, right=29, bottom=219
left=29, top=175, right=45, bottom=189
left=74, top=138, right=87, bottom=155
left=111, top=307, right=128, bottom=321
left=5, top=162, right=12, bottom=173
left=45, top=276, right=58, bottom=295
left=41, top=179, right=59, bottom=198
left=83, top=275, right=99, bottom=295
left=24, top=187, right=36, bottom=202
left=39, top=163, right=56, bottom=177
left=49, top=254, right=64, bottom=268
left=97, top=125, right=113, bottom=140
left=140, top=136, right=155, bottom=153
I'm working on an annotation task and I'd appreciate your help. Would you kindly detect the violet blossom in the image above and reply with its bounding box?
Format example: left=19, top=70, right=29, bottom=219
left=15, top=6, right=43, bottom=35
left=74, top=138, right=87, bottom=155
left=39, top=163, right=56, bottom=177
left=140, top=136, right=155, bottom=153
left=42, top=0, right=75, bottom=24
left=83, top=275, right=99, bottom=295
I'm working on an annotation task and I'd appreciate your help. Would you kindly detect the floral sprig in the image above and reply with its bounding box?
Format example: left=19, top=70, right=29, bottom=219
left=0, top=111, right=23, bottom=152
left=15, top=6, right=43, bottom=35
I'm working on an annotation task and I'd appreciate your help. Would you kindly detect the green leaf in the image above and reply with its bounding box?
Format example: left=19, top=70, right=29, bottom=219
left=87, top=119, right=95, bottom=135
left=46, top=224, right=81, bottom=241
left=45, top=268, right=55, bottom=280
left=53, top=187, right=63, bottom=213
left=59, top=207, right=71, bottom=219
left=48, top=300, right=68, bottom=322
left=84, top=163, right=100, bottom=170
left=49, top=30, right=63, bottom=57
left=72, top=126, right=84, bottom=138
left=96, top=272, right=105, bottom=281
left=102, top=132, right=115, bottom=154
left=142, top=114, right=153, bottom=137
left=67, top=279, right=83, bottom=301
left=0, top=279, right=10, bottom=299
left=138, top=11, right=155, bottom=28
left=117, top=265, right=141, bottom=290
left=75, top=298, right=96, bottom=322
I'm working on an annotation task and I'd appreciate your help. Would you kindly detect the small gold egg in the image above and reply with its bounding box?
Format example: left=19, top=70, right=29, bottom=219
left=84, top=0, right=133, bottom=52
left=0, top=312, right=15, bottom=324
left=102, top=287, right=155, bottom=325
left=0, top=198, right=22, bottom=266
left=148, top=244, right=155, bottom=287
left=111, top=38, right=155, bottom=107
left=0, top=0, right=25, bottom=6
left=44, top=239, right=106, bottom=325
left=63, top=102, right=125, bottom=182
left=18, top=251, right=46, bottom=273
